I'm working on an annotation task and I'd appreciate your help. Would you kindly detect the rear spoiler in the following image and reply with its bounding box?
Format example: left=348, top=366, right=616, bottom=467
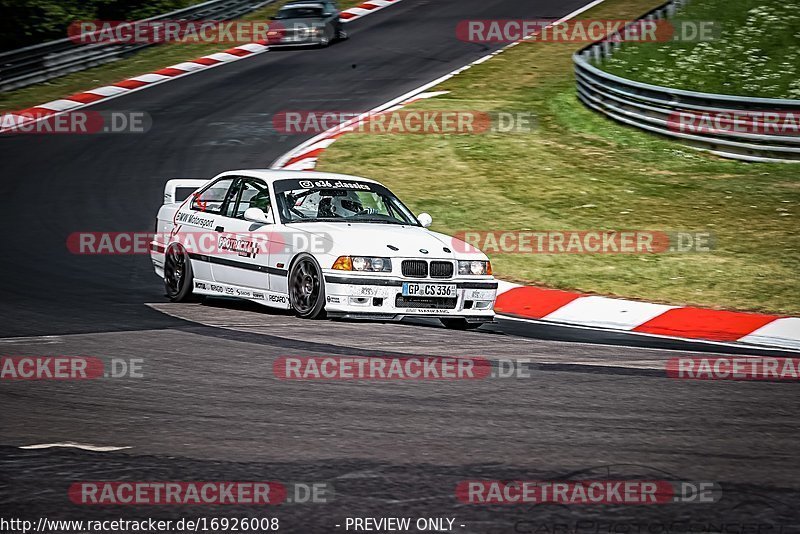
left=163, top=179, right=210, bottom=205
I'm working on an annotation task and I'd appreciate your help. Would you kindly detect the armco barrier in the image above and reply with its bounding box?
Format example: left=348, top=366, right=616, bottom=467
left=573, top=0, right=800, bottom=163
left=0, top=0, right=275, bottom=93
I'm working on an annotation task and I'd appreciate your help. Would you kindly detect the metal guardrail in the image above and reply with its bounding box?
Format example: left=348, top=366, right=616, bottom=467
left=573, top=0, right=800, bottom=162
left=0, top=0, right=275, bottom=93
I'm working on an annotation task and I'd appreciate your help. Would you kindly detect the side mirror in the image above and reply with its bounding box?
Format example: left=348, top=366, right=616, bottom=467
left=244, top=207, right=272, bottom=225
left=417, top=212, right=432, bottom=228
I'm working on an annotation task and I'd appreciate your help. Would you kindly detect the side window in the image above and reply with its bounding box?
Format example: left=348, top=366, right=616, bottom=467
left=231, top=179, right=273, bottom=220
left=191, top=178, right=235, bottom=214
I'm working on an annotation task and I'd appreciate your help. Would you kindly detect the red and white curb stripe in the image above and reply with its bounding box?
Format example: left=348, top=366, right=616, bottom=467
left=271, top=0, right=800, bottom=352
left=0, top=0, right=403, bottom=134
left=340, top=0, right=403, bottom=20
left=495, top=282, right=800, bottom=351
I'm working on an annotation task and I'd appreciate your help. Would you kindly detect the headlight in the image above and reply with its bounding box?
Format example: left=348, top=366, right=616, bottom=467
left=332, top=256, right=392, bottom=272
left=458, top=260, right=492, bottom=275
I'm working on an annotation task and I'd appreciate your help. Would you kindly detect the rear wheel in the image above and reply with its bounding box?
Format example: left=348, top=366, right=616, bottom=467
left=289, top=254, right=326, bottom=319
left=164, top=244, right=194, bottom=302
left=440, top=318, right=484, bottom=330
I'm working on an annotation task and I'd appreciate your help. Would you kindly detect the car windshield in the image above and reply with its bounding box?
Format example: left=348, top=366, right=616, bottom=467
left=276, top=6, right=324, bottom=18
left=274, top=178, right=418, bottom=225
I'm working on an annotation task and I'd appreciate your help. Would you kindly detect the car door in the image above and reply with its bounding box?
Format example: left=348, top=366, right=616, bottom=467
left=173, top=177, right=236, bottom=283
left=211, top=178, right=274, bottom=295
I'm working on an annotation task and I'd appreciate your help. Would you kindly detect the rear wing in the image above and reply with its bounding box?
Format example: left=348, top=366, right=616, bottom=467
left=163, top=179, right=210, bottom=205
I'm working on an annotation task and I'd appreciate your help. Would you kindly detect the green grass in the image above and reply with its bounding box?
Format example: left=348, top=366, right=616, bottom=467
left=0, top=0, right=364, bottom=111
left=316, top=0, right=800, bottom=315
left=599, top=0, right=800, bottom=98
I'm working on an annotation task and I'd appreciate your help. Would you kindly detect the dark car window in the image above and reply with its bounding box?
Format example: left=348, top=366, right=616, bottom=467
left=191, top=178, right=235, bottom=214
left=230, top=179, right=273, bottom=221
left=276, top=7, right=324, bottom=18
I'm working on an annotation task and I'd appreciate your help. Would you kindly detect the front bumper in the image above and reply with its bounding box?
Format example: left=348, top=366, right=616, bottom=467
left=323, top=274, right=497, bottom=321
left=269, top=33, right=325, bottom=46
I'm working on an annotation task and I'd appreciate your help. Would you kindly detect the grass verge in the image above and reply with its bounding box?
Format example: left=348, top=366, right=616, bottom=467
left=600, top=0, right=800, bottom=98
left=315, top=0, right=800, bottom=315
left=0, top=0, right=364, bottom=111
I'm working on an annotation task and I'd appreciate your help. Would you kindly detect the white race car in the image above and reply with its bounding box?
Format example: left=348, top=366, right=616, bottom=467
left=150, top=170, right=497, bottom=329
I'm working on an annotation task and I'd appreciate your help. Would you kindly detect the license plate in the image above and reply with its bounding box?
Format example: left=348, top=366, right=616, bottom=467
left=402, top=283, right=456, bottom=297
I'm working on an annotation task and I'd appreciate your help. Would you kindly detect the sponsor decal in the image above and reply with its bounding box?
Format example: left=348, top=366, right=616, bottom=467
left=175, top=212, right=215, bottom=229
left=192, top=192, right=208, bottom=212
left=269, top=295, right=289, bottom=304
left=252, top=292, right=266, bottom=300
left=327, top=296, right=341, bottom=303
left=295, top=179, right=371, bottom=191
left=210, top=284, right=224, bottom=293
left=218, top=235, right=258, bottom=259
left=194, top=281, right=208, bottom=290
left=224, top=287, right=235, bottom=295
left=235, top=288, right=253, bottom=298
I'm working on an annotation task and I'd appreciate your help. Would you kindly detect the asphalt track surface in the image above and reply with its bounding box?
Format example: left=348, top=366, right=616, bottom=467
left=1, top=0, right=799, bottom=532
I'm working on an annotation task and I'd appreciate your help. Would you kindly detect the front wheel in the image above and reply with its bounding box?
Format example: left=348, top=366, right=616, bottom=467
left=164, top=244, right=194, bottom=302
left=440, top=318, right=484, bottom=330
left=289, top=254, right=326, bottom=319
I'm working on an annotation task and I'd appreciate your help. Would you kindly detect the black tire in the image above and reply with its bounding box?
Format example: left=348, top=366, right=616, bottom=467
left=289, top=254, right=326, bottom=319
left=318, top=25, right=333, bottom=47
left=440, top=318, right=484, bottom=330
left=164, top=244, right=194, bottom=302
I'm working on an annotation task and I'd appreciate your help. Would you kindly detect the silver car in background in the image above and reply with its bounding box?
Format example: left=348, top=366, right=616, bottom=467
left=269, top=1, right=347, bottom=47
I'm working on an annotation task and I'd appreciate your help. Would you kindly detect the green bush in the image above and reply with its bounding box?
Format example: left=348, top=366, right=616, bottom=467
left=0, top=0, right=199, bottom=51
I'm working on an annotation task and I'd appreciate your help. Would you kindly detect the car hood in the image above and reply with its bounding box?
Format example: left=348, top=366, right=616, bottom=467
left=284, top=222, right=487, bottom=260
